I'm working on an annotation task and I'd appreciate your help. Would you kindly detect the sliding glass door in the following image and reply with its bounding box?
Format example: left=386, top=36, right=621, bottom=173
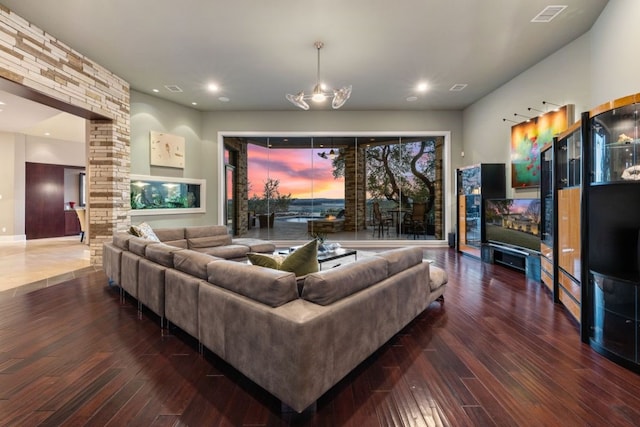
left=226, top=134, right=446, bottom=243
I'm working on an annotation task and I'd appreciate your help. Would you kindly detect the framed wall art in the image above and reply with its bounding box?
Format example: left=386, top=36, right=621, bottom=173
left=150, top=131, right=185, bottom=168
left=510, top=104, right=573, bottom=188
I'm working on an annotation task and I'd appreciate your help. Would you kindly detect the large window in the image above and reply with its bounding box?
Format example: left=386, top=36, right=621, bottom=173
left=224, top=134, right=448, bottom=244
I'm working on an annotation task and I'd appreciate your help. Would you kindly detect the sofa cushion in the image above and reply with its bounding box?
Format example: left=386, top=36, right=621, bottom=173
left=128, top=236, right=159, bottom=256
left=113, top=232, right=134, bottom=250
left=153, top=227, right=186, bottom=242
left=185, top=225, right=229, bottom=237
left=173, top=249, right=221, bottom=279
left=301, top=256, right=388, bottom=306
left=183, top=225, right=236, bottom=250
left=247, top=239, right=319, bottom=277
left=374, top=247, right=424, bottom=276
left=145, top=243, right=183, bottom=268
left=130, top=222, right=160, bottom=241
left=162, top=239, right=188, bottom=249
left=429, top=264, right=448, bottom=291
left=207, top=260, right=298, bottom=307
left=199, top=244, right=249, bottom=259
left=232, top=238, right=277, bottom=253
left=187, top=232, right=232, bottom=249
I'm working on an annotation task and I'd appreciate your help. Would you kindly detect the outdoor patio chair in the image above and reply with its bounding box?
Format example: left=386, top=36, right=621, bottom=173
left=372, top=202, right=393, bottom=238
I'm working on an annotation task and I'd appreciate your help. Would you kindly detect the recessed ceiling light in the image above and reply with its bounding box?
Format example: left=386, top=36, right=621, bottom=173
left=207, top=83, right=219, bottom=92
left=191, top=102, right=198, bottom=106
left=152, top=89, right=159, bottom=93
left=406, top=96, right=418, bottom=102
left=218, top=96, right=230, bottom=102
left=0, top=101, right=5, bottom=105
left=417, top=82, right=428, bottom=92
left=44, top=132, right=50, bottom=136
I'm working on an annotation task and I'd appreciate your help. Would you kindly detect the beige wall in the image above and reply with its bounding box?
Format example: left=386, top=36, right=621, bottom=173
left=0, top=5, right=130, bottom=264
left=203, top=110, right=464, bottom=233
left=590, top=0, right=640, bottom=106
left=462, top=34, right=592, bottom=199
left=130, top=89, right=464, bottom=234
left=0, top=132, right=17, bottom=241
left=5, top=0, right=637, bottom=252
left=463, top=0, right=640, bottom=199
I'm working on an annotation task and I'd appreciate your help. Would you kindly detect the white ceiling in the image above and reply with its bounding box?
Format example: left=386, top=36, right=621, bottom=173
left=0, top=0, right=608, bottom=115
left=0, top=90, right=85, bottom=143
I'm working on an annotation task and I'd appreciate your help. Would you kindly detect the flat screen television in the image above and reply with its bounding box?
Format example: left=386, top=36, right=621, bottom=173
left=484, top=198, right=541, bottom=252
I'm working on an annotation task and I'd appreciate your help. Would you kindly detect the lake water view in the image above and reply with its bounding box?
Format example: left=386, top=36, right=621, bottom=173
left=278, top=199, right=345, bottom=219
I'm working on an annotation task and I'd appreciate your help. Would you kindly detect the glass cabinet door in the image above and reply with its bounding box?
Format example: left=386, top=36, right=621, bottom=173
left=567, top=131, right=581, bottom=187
left=540, top=144, right=553, bottom=247
left=591, top=104, right=639, bottom=184
left=464, top=194, right=481, bottom=247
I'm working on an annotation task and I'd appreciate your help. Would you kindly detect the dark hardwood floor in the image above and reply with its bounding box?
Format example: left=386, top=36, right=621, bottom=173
left=2, top=248, right=640, bottom=426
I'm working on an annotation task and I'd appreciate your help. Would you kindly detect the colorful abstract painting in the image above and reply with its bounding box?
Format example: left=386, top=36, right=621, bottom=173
left=510, top=105, right=571, bottom=188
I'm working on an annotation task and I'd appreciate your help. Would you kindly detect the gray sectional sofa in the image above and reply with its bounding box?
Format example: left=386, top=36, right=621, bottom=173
left=102, top=225, right=447, bottom=413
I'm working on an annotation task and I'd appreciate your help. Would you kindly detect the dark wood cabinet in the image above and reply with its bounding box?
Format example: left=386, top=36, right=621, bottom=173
left=543, top=120, right=584, bottom=326
left=64, top=210, right=81, bottom=236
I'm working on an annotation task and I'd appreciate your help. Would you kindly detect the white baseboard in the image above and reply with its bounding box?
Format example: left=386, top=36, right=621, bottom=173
left=0, top=234, right=26, bottom=243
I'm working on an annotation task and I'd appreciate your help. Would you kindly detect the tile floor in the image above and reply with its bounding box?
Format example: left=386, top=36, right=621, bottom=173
left=0, top=235, right=98, bottom=297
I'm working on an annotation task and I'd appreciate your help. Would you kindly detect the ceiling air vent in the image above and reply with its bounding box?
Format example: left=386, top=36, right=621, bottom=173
left=531, top=5, right=567, bottom=23
left=449, top=84, right=468, bottom=92
left=164, top=85, right=183, bottom=93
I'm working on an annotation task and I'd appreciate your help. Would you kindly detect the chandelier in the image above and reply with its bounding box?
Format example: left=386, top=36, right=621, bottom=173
left=286, top=41, right=352, bottom=110
left=317, top=149, right=337, bottom=160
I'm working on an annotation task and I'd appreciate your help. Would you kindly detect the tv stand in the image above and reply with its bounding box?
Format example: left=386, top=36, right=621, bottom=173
left=481, top=243, right=540, bottom=280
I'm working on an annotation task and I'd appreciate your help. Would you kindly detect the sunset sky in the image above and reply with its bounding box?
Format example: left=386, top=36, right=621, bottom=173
left=247, top=145, right=345, bottom=199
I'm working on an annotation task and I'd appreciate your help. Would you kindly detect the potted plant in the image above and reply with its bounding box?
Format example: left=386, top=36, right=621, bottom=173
left=247, top=178, right=294, bottom=228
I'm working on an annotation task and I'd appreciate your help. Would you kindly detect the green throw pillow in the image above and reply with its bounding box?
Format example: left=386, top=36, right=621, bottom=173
left=247, top=239, right=319, bottom=276
left=247, top=253, right=285, bottom=270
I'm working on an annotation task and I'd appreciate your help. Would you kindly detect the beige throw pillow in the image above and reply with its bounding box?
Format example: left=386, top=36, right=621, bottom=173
left=130, top=222, right=160, bottom=242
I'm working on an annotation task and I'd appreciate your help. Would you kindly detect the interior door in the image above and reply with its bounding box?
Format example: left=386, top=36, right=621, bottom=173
left=25, top=162, right=65, bottom=239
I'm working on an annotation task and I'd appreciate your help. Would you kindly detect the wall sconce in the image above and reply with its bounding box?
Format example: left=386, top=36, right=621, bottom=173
left=542, top=101, right=562, bottom=111
left=514, top=113, right=532, bottom=122
left=502, top=118, right=518, bottom=123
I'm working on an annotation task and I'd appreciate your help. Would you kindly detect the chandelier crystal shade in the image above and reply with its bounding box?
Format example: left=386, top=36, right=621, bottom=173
left=286, top=41, right=352, bottom=110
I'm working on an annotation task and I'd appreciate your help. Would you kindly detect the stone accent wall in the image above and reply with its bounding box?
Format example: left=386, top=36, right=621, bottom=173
left=89, top=120, right=130, bottom=263
left=0, top=6, right=130, bottom=266
left=224, top=137, right=248, bottom=235
left=344, top=145, right=367, bottom=231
